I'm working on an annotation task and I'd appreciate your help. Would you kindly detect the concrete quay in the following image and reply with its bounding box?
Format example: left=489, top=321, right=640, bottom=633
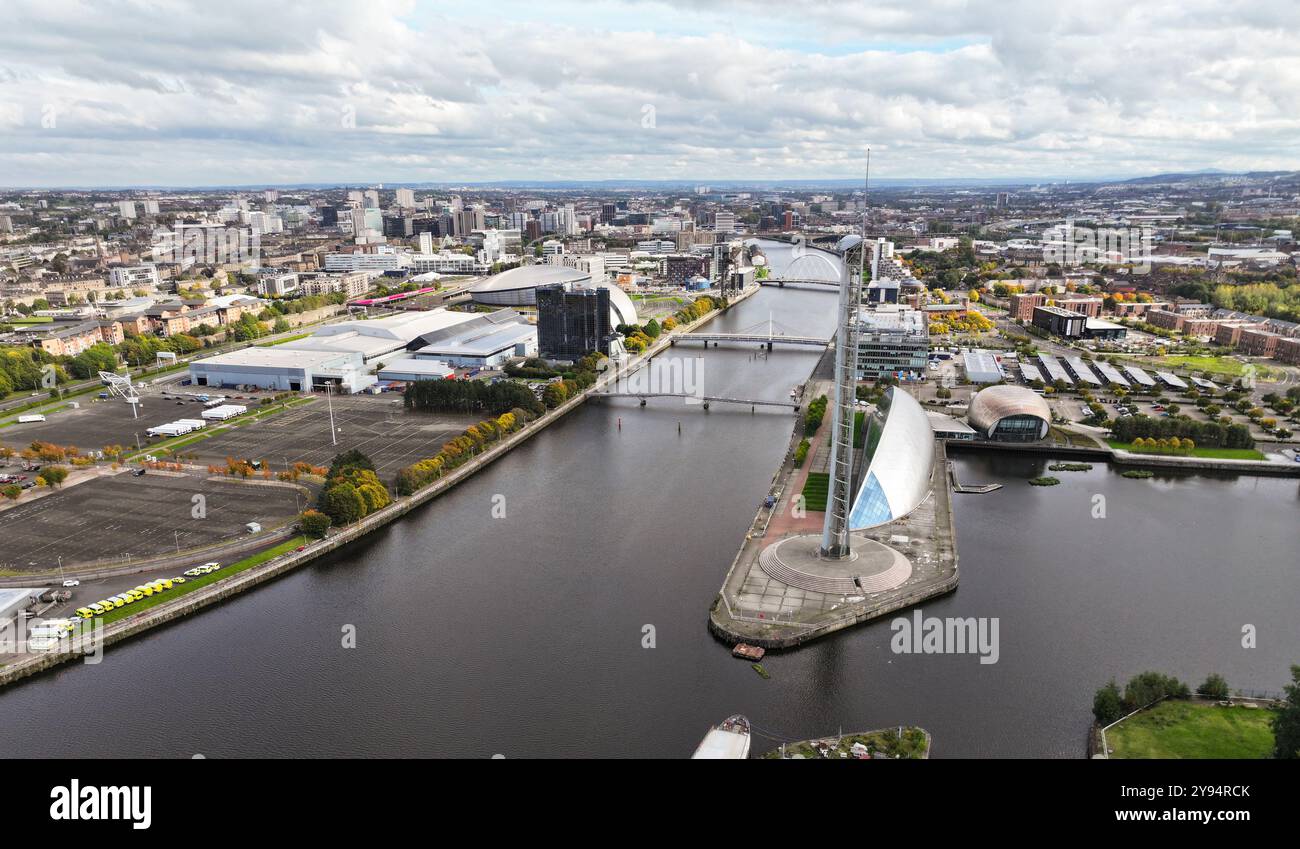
left=709, top=428, right=959, bottom=651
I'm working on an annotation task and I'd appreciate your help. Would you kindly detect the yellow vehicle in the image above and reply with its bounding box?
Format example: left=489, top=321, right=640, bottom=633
left=172, top=576, right=186, bottom=584
left=110, top=597, right=126, bottom=609
left=89, top=603, right=108, bottom=616
left=157, top=579, right=173, bottom=590
left=135, top=585, right=154, bottom=597
left=75, top=607, right=94, bottom=619
left=127, top=590, right=144, bottom=602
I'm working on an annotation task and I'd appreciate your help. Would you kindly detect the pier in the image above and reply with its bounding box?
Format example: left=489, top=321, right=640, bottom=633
left=947, top=461, right=1002, bottom=494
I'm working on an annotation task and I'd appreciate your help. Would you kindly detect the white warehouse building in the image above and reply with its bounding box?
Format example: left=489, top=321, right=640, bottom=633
left=188, top=308, right=489, bottom=392
left=189, top=348, right=373, bottom=393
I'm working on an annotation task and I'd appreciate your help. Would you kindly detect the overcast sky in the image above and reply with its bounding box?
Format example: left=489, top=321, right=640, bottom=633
left=2, top=0, right=1298, bottom=187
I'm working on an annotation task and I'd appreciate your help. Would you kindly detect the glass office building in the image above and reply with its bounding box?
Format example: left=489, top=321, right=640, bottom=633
left=537, top=283, right=613, bottom=360
left=854, top=306, right=929, bottom=381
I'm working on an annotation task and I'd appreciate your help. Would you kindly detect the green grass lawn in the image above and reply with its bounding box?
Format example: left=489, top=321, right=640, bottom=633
left=1108, top=700, right=1276, bottom=759
left=256, top=332, right=313, bottom=346
left=1107, top=439, right=1265, bottom=461
left=1126, top=354, right=1273, bottom=380
left=801, top=472, right=829, bottom=512
left=97, top=535, right=308, bottom=625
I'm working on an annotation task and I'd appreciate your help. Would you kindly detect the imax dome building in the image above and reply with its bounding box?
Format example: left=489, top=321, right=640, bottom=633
left=469, top=265, right=639, bottom=327
left=967, top=385, right=1052, bottom=442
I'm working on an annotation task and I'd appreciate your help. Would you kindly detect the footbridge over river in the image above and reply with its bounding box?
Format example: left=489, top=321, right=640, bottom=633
left=589, top=392, right=802, bottom=411
left=672, top=316, right=831, bottom=350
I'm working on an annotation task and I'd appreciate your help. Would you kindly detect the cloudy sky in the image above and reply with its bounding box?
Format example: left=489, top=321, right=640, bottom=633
left=2, top=0, right=1298, bottom=187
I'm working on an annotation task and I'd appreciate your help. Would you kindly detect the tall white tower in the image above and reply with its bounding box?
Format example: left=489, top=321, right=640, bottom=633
left=820, top=153, right=869, bottom=559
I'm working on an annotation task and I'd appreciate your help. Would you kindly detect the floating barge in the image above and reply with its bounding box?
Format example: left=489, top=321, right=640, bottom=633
left=732, top=643, right=765, bottom=661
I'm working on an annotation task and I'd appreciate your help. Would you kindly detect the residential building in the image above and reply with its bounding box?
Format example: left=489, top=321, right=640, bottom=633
left=1009, top=292, right=1046, bottom=321
left=536, top=283, right=614, bottom=360
left=108, top=264, right=161, bottom=290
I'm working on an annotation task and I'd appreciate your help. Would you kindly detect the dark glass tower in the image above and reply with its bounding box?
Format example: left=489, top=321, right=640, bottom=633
left=536, top=283, right=612, bottom=361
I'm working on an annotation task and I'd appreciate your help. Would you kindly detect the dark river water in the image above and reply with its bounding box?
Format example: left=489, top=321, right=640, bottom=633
left=2, top=260, right=1297, bottom=758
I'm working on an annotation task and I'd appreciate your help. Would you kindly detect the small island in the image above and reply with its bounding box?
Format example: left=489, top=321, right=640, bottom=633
left=1048, top=462, right=1093, bottom=472
left=761, top=726, right=930, bottom=759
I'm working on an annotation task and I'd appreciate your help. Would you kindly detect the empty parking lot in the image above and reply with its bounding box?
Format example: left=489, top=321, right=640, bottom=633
left=0, top=471, right=301, bottom=571
left=186, top=395, right=477, bottom=482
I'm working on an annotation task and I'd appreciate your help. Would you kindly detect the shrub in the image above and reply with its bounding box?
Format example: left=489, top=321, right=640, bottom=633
left=299, top=509, right=332, bottom=538
left=1198, top=673, right=1230, bottom=700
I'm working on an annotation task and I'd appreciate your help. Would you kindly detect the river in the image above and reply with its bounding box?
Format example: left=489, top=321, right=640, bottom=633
left=1, top=247, right=1296, bottom=758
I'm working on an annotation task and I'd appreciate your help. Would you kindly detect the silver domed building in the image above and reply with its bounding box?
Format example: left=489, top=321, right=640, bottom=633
left=966, top=385, right=1051, bottom=442
left=469, top=265, right=638, bottom=327
left=848, top=387, right=936, bottom=529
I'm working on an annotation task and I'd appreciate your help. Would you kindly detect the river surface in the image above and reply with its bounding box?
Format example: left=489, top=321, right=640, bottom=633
left=2, top=247, right=1297, bottom=758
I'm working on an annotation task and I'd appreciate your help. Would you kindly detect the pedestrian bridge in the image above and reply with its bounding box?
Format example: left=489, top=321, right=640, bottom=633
left=676, top=332, right=829, bottom=348
left=759, top=278, right=840, bottom=289
left=590, top=392, right=801, bottom=411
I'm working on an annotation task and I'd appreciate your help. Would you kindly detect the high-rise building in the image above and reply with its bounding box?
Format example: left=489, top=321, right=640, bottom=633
left=118, top=200, right=136, bottom=219
left=536, top=283, right=613, bottom=360
left=395, top=188, right=415, bottom=207
left=665, top=254, right=710, bottom=287
left=714, top=210, right=735, bottom=232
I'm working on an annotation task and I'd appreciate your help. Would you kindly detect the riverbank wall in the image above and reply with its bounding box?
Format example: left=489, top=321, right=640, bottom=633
left=944, top=438, right=1300, bottom=476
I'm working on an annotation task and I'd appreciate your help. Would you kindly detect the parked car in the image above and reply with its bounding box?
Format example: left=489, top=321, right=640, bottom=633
left=62, top=579, right=80, bottom=587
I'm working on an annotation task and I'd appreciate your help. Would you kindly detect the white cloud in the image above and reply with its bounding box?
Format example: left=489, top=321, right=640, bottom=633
left=0, top=0, right=1297, bottom=185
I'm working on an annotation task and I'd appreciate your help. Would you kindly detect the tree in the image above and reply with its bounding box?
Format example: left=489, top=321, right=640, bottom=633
left=299, top=509, right=332, bottom=538
left=1198, top=673, right=1230, bottom=700
left=1123, top=671, right=1189, bottom=712
left=541, top=381, right=568, bottom=408
left=1, top=484, right=20, bottom=501
left=1273, top=665, right=1300, bottom=759
left=327, top=449, right=375, bottom=478
left=37, top=465, right=69, bottom=488
left=1093, top=680, right=1124, bottom=725
left=319, top=481, right=366, bottom=525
